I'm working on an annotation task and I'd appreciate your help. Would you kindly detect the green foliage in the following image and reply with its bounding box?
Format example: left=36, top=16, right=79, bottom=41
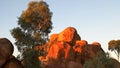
left=22, top=49, right=41, bottom=68
left=21, top=1, right=52, bottom=33
left=108, top=40, right=120, bottom=61
left=10, top=1, right=52, bottom=68
left=83, top=52, right=117, bottom=68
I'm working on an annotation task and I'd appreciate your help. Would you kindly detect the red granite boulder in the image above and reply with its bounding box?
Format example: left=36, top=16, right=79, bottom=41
left=57, top=27, right=81, bottom=45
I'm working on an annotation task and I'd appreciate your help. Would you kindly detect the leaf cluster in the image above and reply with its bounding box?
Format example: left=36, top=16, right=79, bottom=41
left=108, top=40, right=120, bottom=52
left=22, top=1, right=52, bottom=33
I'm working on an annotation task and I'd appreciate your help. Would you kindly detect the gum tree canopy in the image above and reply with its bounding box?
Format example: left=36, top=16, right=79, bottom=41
left=11, top=1, right=53, bottom=68
left=108, top=40, right=120, bottom=61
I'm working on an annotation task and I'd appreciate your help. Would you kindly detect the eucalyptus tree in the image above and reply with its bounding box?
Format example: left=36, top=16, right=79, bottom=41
left=108, top=40, right=120, bottom=61
left=11, top=0, right=53, bottom=68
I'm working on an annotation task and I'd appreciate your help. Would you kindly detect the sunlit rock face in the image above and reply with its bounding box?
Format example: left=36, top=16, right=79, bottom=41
left=37, top=27, right=120, bottom=68
left=46, top=41, right=72, bottom=59
left=91, top=42, right=101, bottom=46
left=50, top=34, right=58, bottom=42
left=0, top=38, right=23, bottom=68
left=73, top=40, right=88, bottom=53
left=57, top=27, right=81, bottom=45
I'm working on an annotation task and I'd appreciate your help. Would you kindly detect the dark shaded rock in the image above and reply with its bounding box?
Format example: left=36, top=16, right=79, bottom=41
left=2, top=56, right=23, bottom=68
left=0, top=38, right=23, bottom=68
left=0, top=38, right=14, bottom=68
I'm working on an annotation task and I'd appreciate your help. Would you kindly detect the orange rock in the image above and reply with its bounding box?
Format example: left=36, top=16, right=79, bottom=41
left=46, top=41, right=74, bottom=60
left=37, top=27, right=120, bottom=68
left=73, top=40, right=88, bottom=53
left=45, top=34, right=58, bottom=52
left=76, top=40, right=88, bottom=47
left=92, top=42, right=101, bottom=46
left=57, top=27, right=81, bottom=45
left=39, top=56, right=46, bottom=62
left=49, top=34, right=58, bottom=42
left=46, top=42, right=61, bottom=59
left=74, top=47, right=82, bottom=53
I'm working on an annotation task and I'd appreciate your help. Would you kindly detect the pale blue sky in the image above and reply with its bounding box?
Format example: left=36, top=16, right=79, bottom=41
left=0, top=0, right=120, bottom=59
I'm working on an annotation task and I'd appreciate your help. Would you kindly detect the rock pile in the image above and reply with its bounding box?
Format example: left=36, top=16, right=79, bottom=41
left=38, top=27, right=109, bottom=68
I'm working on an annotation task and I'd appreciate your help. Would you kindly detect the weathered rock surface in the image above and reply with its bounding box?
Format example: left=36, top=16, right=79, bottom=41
left=36, top=27, right=120, bottom=68
left=57, top=27, right=81, bottom=45
left=73, top=40, right=88, bottom=53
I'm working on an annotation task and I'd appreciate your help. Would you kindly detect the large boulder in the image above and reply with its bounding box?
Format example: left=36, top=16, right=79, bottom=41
left=57, top=27, right=81, bottom=45
left=0, top=38, right=14, bottom=67
left=0, top=38, right=23, bottom=68
left=80, top=43, right=104, bottom=64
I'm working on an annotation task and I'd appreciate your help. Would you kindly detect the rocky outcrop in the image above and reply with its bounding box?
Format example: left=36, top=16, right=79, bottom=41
left=36, top=27, right=120, bottom=68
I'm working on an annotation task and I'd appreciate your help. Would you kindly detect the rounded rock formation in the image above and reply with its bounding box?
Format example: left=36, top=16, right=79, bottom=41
left=57, top=27, right=81, bottom=45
